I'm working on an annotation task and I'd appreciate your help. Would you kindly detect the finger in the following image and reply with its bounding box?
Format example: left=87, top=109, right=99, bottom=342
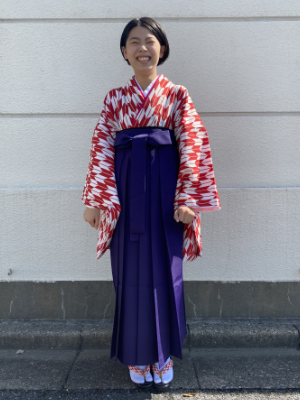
left=95, top=216, right=100, bottom=230
left=182, top=214, right=189, bottom=224
left=174, top=210, right=178, bottom=222
left=186, top=214, right=194, bottom=224
left=174, top=209, right=179, bottom=222
left=178, top=209, right=184, bottom=222
left=183, top=212, right=192, bottom=224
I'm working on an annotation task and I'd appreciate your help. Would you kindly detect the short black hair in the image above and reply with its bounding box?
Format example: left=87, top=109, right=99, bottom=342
left=120, top=17, right=170, bottom=66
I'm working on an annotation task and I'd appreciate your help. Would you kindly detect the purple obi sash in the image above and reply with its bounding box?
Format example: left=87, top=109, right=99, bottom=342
left=114, top=127, right=177, bottom=237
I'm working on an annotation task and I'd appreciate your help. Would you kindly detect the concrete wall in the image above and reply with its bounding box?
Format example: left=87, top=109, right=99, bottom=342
left=1, top=1, right=300, bottom=283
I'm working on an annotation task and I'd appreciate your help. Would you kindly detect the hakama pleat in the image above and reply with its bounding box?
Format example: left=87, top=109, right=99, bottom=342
left=110, top=127, right=187, bottom=368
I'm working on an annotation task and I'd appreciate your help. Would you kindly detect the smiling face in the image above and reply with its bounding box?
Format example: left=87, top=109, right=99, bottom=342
left=122, top=26, right=165, bottom=78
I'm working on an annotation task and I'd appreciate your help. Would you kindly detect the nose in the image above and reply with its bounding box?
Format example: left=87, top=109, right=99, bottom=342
left=139, top=44, right=147, bottom=51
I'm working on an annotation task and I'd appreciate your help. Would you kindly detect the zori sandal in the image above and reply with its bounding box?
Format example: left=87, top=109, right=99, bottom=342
left=151, top=358, right=173, bottom=391
left=128, top=364, right=153, bottom=390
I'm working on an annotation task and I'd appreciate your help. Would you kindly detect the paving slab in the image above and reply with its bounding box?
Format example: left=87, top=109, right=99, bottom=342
left=1, top=391, right=300, bottom=400
left=66, top=349, right=133, bottom=390
left=171, top=350, right=199, bottom=390
left=188, top=319, right=299, bottom=348
left=0, top=350, right=76, bottom=390
left=192, top=348, right=300, bottom=389
left=2, top=348, right=300, bottom=397
left=67, top=349, right=198, bottom=391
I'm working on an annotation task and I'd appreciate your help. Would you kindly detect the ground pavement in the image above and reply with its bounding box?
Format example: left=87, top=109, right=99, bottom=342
left=1, top=319, right=300, bottom=399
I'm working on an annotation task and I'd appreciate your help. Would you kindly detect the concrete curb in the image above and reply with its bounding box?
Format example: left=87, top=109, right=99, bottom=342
left=188, top=319, right=299, bottom=348
left=0, top=318, right=299, bottom=350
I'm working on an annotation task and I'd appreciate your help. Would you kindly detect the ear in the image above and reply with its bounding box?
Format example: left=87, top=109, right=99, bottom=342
left=122, top=46, right=128, bottom=59
left=159, top=45, right=166, bottom=58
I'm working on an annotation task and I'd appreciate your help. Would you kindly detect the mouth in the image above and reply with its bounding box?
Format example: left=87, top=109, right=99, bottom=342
left=137, top=56, right=151, bottom=62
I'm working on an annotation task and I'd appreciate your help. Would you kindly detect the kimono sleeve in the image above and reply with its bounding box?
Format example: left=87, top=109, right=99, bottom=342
left=173, top=86, right=220, bottom=261
left=173, top=86, right=221, bottom=212
left=81, top=94, right=120, bottom=212
left=82, top=94, right=121, bottom=259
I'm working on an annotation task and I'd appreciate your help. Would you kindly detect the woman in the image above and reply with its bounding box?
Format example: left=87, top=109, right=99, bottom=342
left=82, top=17, right=221, bottom=390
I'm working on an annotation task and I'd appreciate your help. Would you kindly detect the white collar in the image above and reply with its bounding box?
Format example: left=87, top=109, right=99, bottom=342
left=135, top=77, right=158, bottom=96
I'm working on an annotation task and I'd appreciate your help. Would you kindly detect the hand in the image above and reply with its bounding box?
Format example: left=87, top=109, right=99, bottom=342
left=174, top=206, right=195, bottom=224
left=83, top=207, right=101, bottom=230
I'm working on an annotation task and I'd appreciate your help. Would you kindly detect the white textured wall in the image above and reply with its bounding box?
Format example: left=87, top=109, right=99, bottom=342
left=1, top=1, right=300, bottom=282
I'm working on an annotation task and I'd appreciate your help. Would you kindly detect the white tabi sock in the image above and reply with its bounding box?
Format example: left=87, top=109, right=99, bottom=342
left=129, top=364, right=153, bottom=384
left=153, top=357, right=173, bottom=384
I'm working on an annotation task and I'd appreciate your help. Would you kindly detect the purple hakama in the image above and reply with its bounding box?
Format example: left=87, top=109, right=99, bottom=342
left=110, top=127, right=187, bottom=368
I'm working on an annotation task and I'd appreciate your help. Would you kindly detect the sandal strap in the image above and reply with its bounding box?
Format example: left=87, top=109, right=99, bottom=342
left=151, top=359, right=173, bottom=378
left=128, top=364, right=151, bottom=377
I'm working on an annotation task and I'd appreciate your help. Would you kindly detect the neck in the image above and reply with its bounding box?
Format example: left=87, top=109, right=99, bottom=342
left=134, top=70, right=158, bottom=91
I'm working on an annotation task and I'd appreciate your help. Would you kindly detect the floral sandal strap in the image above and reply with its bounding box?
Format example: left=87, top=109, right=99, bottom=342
left=128, top=364, right=151, bottom=377
left=152, top=359, right=173, bottom=379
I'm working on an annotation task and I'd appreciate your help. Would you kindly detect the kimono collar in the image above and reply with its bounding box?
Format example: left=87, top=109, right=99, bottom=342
left=127, top=74, right=165, bottom=100
left=124, top=74, right=167, bottom=126
left=134, top=75, right=160, bottom=97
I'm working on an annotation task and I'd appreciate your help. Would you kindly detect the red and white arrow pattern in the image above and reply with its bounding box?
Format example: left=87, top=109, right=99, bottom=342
left=82, top=74, right=221, bottom=261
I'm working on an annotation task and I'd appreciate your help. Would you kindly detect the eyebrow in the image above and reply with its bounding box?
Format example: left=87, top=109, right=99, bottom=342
left=128, top=36, right=155, bottom=41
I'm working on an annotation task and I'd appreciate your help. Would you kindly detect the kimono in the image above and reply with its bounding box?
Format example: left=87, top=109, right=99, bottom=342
left=82, top=74, right=220, bottom=367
